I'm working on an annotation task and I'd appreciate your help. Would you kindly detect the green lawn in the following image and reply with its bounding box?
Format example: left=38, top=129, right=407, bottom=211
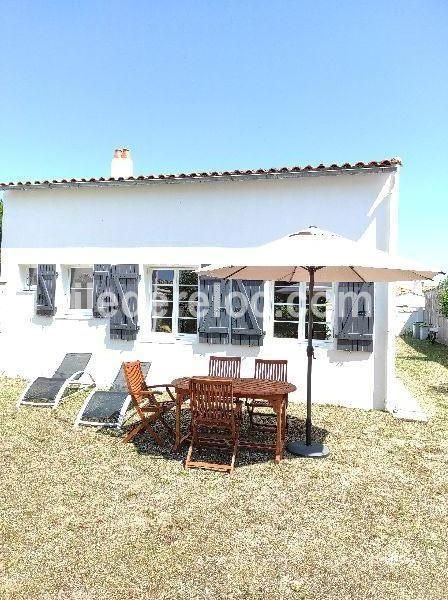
left=1, top=337, right=448, bottom=600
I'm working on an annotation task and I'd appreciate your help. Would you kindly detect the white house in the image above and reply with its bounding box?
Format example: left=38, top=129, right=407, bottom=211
left=0, top=151, right=402, bottom=410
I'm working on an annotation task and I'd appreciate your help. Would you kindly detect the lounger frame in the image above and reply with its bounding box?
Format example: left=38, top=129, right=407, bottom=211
left=17, top=353, right=94, bottom=409
left=74, top=391, right=132, bottom=429
left=74, top=361, right=151, bottom=429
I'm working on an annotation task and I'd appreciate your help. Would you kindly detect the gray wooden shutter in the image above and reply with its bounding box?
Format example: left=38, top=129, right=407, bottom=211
left=36, top=264, right=57, bottom=316
left=92, top=264, right=111, bottom=318
left=337, top=282, right=374, bottom=352
left=198, top=278, right=230, bottom=344
left=230, top=280, right=264, bottom=346
left=109, top=264, right=140, bottom=341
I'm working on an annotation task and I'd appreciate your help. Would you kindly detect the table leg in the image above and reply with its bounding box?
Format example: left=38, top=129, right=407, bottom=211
left=174, top=392, right=182, bottom=451
left=281, top=395, right=287, bottom=457
left=275, top=397, right=282, bottom=464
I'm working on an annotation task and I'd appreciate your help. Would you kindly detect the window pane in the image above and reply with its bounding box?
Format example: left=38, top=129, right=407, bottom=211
left=305, top=322, right=330, bottom=340
left=274, top=282, right=300, bottom=304
left=152, top=318, right=173, bottom=333
left=274, top=291, right=300, bottom=304
left=179, top=270, right=198, bottom=286
left=306, top=284, right=331, bottom=336
left=178, top=319, right=197, bottom=334
left=152, top=270, right=174, bottom=285
left=178, top=286, right=198, bottom=301
left=28, top=267, right=37, bottom=287
left=70, top=268, right=93, bottom=309
left=274, top=304, right=299, bottom=322
left=70, top=268, right=93, bottom=289
left=152, top=285, right=174, bottom=302
left=70, top=288, right=93, bottom=310
left=274, top=321, right=299, bottom=338
left=305, top=309, right=326, bottom=323
left=178, top=302, right=197, bottom=318
left=152, top=302, right=173, bottom=317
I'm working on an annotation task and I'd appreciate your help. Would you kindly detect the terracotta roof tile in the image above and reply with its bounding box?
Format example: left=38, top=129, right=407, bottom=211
left=0, top=158, right=401, bottom=189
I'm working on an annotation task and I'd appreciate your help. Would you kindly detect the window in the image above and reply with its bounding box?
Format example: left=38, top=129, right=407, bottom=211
left=273, top=281, right=333, bottom=340
left=305, top=283, right=333, bottom=340
left=150, top=268, right=199, bottom=335
left=69, top=267, right=93, bottom=310
left=21, top=266, right=37, bottom=291
left=273, top=282, right=301, bottom=338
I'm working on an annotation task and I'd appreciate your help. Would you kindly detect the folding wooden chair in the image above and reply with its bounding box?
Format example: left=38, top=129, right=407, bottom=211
left=208, top=356, right=241, bottom=379
left=122, top=361, right=175, bottom=445
left=246, top=359, right=288, bottom=430
left=185, top=377, right=241, bottom=474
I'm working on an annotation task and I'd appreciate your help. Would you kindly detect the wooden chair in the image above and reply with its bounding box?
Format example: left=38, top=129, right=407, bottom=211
left=208, top=356, right=241, bottom=379
left=185, top=377, right=241, bottom=474
left=246, top=359, right=288, bottom=430
left=122, top=361, right=175, bottom=445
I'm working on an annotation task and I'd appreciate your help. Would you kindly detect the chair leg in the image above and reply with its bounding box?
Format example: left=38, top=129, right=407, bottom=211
left=184, top=440, right=194, bottom=469
left=159, top=414, right=174, bottom=435
left=147, top=424, right=164, bottom=446
left=246, top=400, right=255, bottom=428
left=122, top=421, right=145, bottom=443
left=123, top=419, right=164, bottom=446
left=229, top=438, right=239, bottom=475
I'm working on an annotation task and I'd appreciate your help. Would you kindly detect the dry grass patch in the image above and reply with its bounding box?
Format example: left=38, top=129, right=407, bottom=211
left=1, top=337, right=448, bottom=599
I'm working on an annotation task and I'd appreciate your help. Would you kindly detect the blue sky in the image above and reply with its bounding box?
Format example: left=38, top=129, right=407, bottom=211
left=0, top=0, right=446, bottom=266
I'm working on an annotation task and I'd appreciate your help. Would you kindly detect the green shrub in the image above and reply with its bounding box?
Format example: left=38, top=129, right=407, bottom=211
left=438, top=276, right=448, bottom=318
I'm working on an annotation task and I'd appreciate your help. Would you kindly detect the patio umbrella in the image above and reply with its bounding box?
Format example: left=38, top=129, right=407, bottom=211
left=199, top=226, right=442, bottom=458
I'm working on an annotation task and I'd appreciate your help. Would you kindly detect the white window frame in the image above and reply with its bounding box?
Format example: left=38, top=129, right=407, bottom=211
left=269, top=281, right=335, bottom=345
left=60, top=264, right=94, bottom=318
left=147, top=266, right=199, bottom=341
left=18, top=264, right=38, bottom=293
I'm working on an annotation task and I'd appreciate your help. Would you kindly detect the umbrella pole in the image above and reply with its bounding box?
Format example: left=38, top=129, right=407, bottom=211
left=305, top=267, right=315, bottom=446
left=286, top=267, right=330, bottom=459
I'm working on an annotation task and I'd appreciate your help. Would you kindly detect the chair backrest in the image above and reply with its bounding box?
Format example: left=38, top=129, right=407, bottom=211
left=189, top=377, right=235, bottom=426
left=122, top=361, right=150, bottom=401
left=208, top=356, right=241, bottom=379
left=111, top=361, right=150, bottom=392
left=254, top=359, right=288, bottom=382
left=52, top=353, right=92, bottom=380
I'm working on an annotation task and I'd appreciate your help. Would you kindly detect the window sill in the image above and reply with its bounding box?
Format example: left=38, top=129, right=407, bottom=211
left=270, top=337, right=334, bottom=348
left=55, top=311, right=96, bottom=321
left=17, top=289, right=36, bottom=295
left=140, top=333, right=197, bottom=345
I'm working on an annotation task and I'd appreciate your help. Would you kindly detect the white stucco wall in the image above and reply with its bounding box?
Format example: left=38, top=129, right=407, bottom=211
left=0, top=169, right=399, bottom=410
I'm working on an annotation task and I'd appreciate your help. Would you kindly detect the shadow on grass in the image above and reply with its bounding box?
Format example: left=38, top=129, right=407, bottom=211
left=430, top=385, right=448, bottom=394
left=97, top=409, right=329, bottom=468
left=398, top=335, right=448, bottom=370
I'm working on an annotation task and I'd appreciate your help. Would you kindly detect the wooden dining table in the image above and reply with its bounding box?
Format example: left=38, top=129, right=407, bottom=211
left=171, top=376, right=297, bottom=464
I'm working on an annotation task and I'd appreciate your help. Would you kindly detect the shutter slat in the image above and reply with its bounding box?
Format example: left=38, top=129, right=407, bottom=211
left=198, top=279, right=230, bottom=344
left=36, top=264, right=57, bottom=316
left=230, top=280, right=264, bottom=346
left=109, top=264, right=140, bottom=341
left=93, top=264, right=111, bottom=318
left=337, top=282, right=374, bottom=352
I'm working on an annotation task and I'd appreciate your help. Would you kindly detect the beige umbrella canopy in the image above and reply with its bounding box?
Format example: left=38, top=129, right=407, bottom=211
left=200, top=226, right=442, bottom=458
left=199, top=226, right=439, bottom=283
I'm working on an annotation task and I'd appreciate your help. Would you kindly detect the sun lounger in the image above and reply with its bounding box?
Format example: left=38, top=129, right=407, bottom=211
left=17, top=353, right=93, bottom=409
left=74, top=362, right=151, bottom=429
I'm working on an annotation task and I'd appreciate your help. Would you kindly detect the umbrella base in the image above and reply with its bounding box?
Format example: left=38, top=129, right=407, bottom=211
left=286, top=441, right=330, bottom=458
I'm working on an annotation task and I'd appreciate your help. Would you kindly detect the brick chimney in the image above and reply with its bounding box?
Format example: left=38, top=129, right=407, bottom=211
left=111, top=148, right=133, bottom=178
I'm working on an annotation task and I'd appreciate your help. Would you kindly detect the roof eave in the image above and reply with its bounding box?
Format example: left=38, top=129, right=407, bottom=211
left=0, top=164, right=400, bottom=191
